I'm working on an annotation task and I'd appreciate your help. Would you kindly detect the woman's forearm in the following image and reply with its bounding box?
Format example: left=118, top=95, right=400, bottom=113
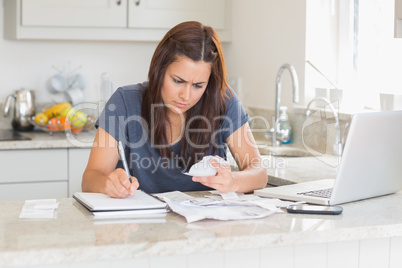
left=82, top=169, right=108, bottom=193
left=232, top=165, right=268, bottom=193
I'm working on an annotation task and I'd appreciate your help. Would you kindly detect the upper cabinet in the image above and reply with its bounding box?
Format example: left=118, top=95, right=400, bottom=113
left=4, top=0, right=231, bottom=42
left=128, top=0, right=225, bottom=30
left=395, top=0, right=402, bottom=38
left=20, top=0, right=127, bottom=28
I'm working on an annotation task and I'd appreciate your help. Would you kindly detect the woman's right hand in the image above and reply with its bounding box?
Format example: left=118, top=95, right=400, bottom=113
left=103, top=168, right=139, bottom=198
left=82, top=127, right=140, bottom=198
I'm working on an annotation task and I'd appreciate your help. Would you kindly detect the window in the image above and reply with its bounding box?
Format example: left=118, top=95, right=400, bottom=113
left=305, top=0, right=402, bottom=112
left=352, top=0, right=402, bottom=110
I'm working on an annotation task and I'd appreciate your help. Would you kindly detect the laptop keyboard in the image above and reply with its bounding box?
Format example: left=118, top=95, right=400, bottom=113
left=297, top=188, right=333, bottom=199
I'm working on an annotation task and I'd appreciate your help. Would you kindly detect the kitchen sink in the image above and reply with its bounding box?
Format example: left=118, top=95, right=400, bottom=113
left=257, top=142, right=311, bottom=157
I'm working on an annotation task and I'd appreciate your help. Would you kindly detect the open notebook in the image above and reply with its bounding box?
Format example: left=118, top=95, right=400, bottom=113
left=73, top=190, right=168, bottom=218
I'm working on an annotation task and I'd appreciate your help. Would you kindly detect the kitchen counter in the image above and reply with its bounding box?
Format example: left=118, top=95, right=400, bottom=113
left=0, top=129, right=96, bottom=200
left=263, top=154, right=339, bottom=186
left=1, top=134, right=401, bottom=267
left=0, top=129, right=95, bottom=150
left=1, top=190, right=402, bottom=268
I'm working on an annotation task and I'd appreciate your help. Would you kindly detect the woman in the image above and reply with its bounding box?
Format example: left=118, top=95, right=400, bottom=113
left=82, top=21, right=267, bottom=198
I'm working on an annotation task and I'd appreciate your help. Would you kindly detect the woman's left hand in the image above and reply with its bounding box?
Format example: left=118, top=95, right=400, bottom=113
left=192, top=156, right=237, bottom=193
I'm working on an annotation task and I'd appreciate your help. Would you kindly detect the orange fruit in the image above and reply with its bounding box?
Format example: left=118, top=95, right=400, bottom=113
left=71, top=126, right=83, bottom=134
left=47, top=118, right=58, bottom=133
left=56, top=118, right=63, bottom=130
left=59, top=116, right=71, bottom=130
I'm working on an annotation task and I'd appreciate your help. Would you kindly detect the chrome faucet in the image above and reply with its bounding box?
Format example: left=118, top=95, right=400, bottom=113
left=305, top=97, right=342, bottom=156
left=270, top=64, right=299, bottom=147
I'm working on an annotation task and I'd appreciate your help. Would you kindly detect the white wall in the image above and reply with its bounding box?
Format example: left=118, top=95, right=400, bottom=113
left=225, top=0, right=307, bottom=110
left=0, top=0, right=306, bottom=113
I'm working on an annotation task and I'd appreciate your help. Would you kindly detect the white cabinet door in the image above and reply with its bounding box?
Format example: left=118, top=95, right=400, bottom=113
left=4, top=0, right=230, bottom=41
left=0, top=149, right=68, bottom=201
left=21, top=0, right=127, bottom=28
left=0, top=182, right=68, bottom=201
left=128, top=0, right=226, bottom=30
left=68, top=148, right=91, bottom=197
left=0, top=149, right=68, bottom=183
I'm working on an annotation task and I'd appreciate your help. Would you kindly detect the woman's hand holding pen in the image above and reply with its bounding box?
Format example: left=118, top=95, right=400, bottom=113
left=192, top=157, right=237, bottom=193
left=103, top=168, right=139, bottom=198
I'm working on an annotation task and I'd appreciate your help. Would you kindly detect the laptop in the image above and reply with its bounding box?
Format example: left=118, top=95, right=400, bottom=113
left=254, top=110, right=402, bottom=205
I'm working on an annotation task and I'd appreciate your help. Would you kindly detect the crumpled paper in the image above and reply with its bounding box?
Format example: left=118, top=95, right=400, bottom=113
left=164, top=198, right=276, bottom=223
left=156, top=191, right=293, bottom=223
left=184, top=156, right=229, bottom=177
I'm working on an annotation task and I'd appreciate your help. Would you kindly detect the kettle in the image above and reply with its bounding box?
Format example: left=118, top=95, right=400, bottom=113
left=3, top=89, right=36, bottom=131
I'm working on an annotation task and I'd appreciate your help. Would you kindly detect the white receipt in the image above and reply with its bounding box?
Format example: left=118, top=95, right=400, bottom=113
left=165, top=198, right=276, bottom=223
left=184, top=156, right=229, bottom=177
left=157, top=191, right=292, bottom=223
left=19, top=199, right=58, bottom=219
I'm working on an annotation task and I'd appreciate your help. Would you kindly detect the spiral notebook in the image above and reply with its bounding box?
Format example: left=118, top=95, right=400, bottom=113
left=73, top=190, right=168, bottom=218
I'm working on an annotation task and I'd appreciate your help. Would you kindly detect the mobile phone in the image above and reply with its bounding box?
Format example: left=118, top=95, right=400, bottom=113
left=286, top=204, right=343, bottom=215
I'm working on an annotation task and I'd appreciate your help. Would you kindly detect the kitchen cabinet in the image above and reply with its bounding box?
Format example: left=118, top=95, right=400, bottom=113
left=20, top=0, right=126, bottom=28
left=0, top=182, right=68, bottom=201
left=0, top=148, right=91, bottom=201
left=68, top=148, right=91, bottom=197
left=4, top=0, right=231, bottom=42
left=0, top=149, right=68, bottom=201
left=395, top=0, right=402, bottom=37
left=128, top=0, right=225, bottom=30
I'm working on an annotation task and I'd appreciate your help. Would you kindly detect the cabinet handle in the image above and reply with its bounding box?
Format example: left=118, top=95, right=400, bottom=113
left=116, top=0, right=122, bottom=5
left=135, top=0, right=140, bottom=6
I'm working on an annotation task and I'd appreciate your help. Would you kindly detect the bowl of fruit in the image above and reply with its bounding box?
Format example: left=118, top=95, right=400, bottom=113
left=30, top=102, right=96, bottom=134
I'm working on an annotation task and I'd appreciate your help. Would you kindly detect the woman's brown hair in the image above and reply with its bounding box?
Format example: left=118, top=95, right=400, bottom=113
left=142, top=21, right=230, bottom=168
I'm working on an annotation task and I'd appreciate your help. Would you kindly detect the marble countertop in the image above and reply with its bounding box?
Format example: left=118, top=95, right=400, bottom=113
left=1, top=191, right=402, bottom=266
left=0, top=129, right=96, bottom=150
left=263, top=154, right=339, bottom=186
left=0, top=135, right=401, bottom=266
left=1, top=127, right=400, bottom=266
left=248, top=136, right=340, bottom=186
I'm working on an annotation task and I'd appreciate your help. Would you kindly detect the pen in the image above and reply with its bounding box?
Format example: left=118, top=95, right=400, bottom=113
left=118, top=141, right=132, bottom=183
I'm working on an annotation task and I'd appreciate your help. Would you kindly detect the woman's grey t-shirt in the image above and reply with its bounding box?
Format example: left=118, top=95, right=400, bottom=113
left=96, top=82, right=249, bottom=193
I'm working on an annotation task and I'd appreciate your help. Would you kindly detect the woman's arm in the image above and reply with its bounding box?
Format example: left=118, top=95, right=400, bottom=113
left=82, top=127, right=139, bottom=198
left=192, top=122, right=268, bottom=193
left=227, top=122, right=268, bottom=192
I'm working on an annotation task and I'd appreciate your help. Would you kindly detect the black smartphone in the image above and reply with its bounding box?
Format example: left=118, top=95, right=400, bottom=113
left=286, top=204, right=343, bottom=215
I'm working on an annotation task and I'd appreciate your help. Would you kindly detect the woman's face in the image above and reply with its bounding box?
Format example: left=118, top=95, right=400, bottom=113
left=161, top=56, right=211, bottom=117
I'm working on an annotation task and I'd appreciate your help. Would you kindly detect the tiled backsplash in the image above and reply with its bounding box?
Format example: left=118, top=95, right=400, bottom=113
left=246, top=106, right=353, bottom=156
